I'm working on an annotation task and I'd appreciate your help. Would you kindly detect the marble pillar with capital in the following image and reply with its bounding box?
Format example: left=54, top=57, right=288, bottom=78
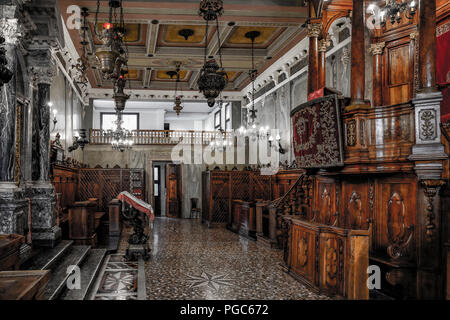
left=26, top=53, right=61, bottom=247
left=0, top=4, right=27, bottom=236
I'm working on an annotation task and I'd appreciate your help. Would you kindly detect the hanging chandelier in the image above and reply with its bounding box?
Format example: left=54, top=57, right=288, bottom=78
left=171, top=63, right=184, bottom=116
left=246, top=31, right=260, bottom=126
left=197, top=0, right=228, bottom=108
left=113, top=71, right=130, bottom=112
left=104, top=113, right=134, bottom=152
left=94, top=0, right=127, bottom=79
left=72, top=7, right=90, bottom=88
left=370, top=0, right=417, bottom=27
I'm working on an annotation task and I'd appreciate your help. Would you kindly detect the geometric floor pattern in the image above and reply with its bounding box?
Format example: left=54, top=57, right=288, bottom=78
left=143, top=217, right=330, bottom=300
left=92, top=254, right=139, bottom=300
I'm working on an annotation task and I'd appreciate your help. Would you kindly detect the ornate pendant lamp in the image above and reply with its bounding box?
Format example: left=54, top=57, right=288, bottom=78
left=197, top=0, right=228, bottom=108
left=370, top=0, right=417, bottom=27
left=94, top=0, right=127, bottom=79
left=106, top=112, right=133, bottom=152
left=170, top=62, right=184, bottom=116
left=113, top=71, right=130, bottom=112
left=246, top=31, right=260, bottom=126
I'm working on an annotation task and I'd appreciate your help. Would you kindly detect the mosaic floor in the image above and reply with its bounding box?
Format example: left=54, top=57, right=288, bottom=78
left=143, top=217, right=329, bottom=300
left=92, top=254, right=140, bottom=300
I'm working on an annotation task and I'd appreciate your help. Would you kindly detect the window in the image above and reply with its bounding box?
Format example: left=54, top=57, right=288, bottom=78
left=214, top=110, right=222, bottom=130
left=225, top=103, right=231, bottom=130
left=101, top=113, right=139, bottom=131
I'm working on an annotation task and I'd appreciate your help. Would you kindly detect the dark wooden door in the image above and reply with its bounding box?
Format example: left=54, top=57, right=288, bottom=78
left=166, top=164, right=181, bottom=218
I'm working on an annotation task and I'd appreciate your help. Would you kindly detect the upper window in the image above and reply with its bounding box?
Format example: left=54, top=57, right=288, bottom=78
left=101, top=113, right=139, bottom=131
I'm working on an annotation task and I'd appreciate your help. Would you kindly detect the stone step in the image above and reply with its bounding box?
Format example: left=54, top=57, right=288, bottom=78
left=59, top=249, right=107, bottom=300
left=25, top=240, right=74, bottom=271
left=42, top=245, right=91, bottom=300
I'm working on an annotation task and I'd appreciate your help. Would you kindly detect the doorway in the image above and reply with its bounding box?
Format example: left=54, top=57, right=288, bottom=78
left=152, top=162, right=182, bottom=218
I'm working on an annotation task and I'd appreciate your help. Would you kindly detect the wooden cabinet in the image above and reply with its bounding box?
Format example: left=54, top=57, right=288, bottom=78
left=0, top=234, right=25, bottom=271
left=229, top=200, right=256, bottom=239
left=68, top=200, right=97, bottom=246
left=284, top=217, right=369, bottom=300
left=0, top=270, right=50, bottom=300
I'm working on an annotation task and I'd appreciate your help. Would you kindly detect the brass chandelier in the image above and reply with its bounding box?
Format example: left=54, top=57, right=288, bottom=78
left=169, top=62, right=184, bottom=116
left=94, top=0, right=127, bottom=80
left=197, top=0, right=228, bottom=108
left=371, top=0, right=417, bottom=27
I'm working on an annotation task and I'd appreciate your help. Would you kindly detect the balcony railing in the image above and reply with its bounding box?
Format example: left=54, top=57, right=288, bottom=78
left=89, top=129, right=233, bottom=145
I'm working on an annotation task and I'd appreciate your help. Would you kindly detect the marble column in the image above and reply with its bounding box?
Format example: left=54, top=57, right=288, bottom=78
left=408, top=0, right=447, bottom=179
left=369, top=42, right=385, bottom=107
left=318, top=38, right=329, bottom=89
left=348, top=0, right=369, bottom=110
left=0, top=5, right=27, bottom=236
left=27, top=60, right=61, bottom=247
left=307, top=22, right=322, bottom=95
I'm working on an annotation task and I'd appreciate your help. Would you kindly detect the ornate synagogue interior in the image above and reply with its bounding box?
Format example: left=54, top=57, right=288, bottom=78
left=0, top=0, right=449, bottom=303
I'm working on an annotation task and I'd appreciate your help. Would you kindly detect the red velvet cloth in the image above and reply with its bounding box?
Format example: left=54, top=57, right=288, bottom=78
left=291, top=95, right=344, bottom=168
left=117, top=191, right=155, bottom=221
left=308, top=88, right=325, bottom=101
left=437, top=25, right=450, bottom=122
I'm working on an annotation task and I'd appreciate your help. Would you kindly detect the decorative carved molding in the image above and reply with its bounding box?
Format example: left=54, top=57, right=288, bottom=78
left=409, top=31, right=419, bottom=40
left=347, top=119, right=357, bottom=146
left=418, top=109, right=437, bottom=141
left=420, top=180, right=446, bottom=242
left=387, top=192, right=413, bottom=259
left=318, top=39, right=330, bottom=52
left=307, top=22, right=322, bottom=38
left=369, top=42, right=385, bottom=56
left=28, top=64, right=56, bottom=85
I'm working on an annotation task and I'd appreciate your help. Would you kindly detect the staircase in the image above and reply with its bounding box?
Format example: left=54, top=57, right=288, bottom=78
left=22, top=240, right=107, bottom=300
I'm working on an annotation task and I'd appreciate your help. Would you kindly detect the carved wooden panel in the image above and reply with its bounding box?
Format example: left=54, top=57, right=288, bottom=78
left=374, top=176, right=416, bottom=261
left=291, top=224, right=317, bottom=286
left=166, top=164, right=181, bottom=218
left=313, top=177, right=337, bottom=226
left=319, top=234, right=345, bottom=296
left=383, top=39, right=414, bottom=106
left=341, top=181, right=370, bottom=231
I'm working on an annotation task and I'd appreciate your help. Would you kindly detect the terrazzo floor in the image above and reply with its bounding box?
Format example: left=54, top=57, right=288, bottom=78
left=140, top=217, right=329, bottom=300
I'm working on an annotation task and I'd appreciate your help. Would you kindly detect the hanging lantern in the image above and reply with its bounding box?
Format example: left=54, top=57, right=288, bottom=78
left=93, top=0, right=127, bottom=78
left=171, top=62, right=184, bottom=115
left=198, top=59, right=228, bottom=108
left=113, top=74, right=130, bottom=112
left=197, top=0, right=228, bottom=108
left=173, top=96, right=183, bottom=116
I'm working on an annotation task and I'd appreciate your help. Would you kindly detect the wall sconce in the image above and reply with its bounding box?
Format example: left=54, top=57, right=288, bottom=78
left=50, top=102, right=58, bottom=131
left=68, top=129, right=89, bottom=152
left=269, top=134, right=286, bottom=154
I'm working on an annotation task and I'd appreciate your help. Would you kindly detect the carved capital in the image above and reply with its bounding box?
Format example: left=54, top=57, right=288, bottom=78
left=28, top=64, right=56, bottom=85
left=369, top=42, right=385, bottom=56
left=410, top=31, right=419, bottom=40
left=318, top=39, right=330, bottom=53
left=307, top=23, right=322, bottom=38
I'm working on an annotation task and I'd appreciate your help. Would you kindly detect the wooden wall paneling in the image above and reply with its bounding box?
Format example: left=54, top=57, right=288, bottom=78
left=383, top=38, right=413, bottom=105
left=290, top=222, right=318, bottom=288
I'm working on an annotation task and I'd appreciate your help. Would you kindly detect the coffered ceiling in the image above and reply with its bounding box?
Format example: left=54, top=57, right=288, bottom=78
left=59, top=0, right=309, bottom=94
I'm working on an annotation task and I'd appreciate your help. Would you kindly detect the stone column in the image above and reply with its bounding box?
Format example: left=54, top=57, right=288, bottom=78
left=369, top=42, right=385, bottom=107
left=0, top=5, right=27, bottom=236
left=408, top=0, right=447, bottom=179
left=318, top=39, right=329, bottom=89
left=348, top=0, right=369, bottom=110
left=27, top=58, right=61, bottom=247
left=307, top=22, right=322, bottom=95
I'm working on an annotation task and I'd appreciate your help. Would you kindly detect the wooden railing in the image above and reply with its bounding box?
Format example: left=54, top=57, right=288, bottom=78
left=89, top=129, right=233, bottom=145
